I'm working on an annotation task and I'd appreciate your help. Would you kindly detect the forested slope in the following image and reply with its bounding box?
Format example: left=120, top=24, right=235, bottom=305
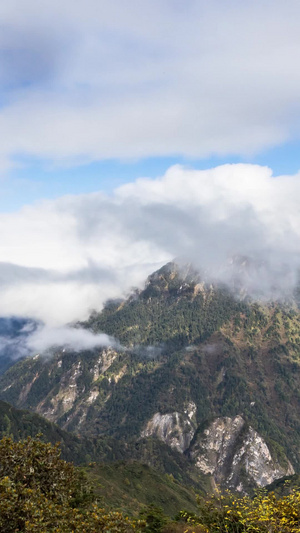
left=1, top=262, right=300, bottom=491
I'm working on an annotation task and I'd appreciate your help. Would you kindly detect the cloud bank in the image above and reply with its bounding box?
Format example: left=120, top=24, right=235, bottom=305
left=26, top=326, right=120, bottom=353
left=0, top=163, right=299, bottom=324
left=0, top=319, right=121, bottom=361
left=0, top=1, right=300, bottom=170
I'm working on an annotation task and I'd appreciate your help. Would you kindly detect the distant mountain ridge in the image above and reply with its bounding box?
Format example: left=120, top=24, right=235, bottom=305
left=1, top=262, right=300, bottom=492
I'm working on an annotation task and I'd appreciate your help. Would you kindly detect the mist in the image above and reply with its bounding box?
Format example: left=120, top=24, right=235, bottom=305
left=0, top=319, right=123, bottom=364
left=26, top=325, right=121, bottom=354
left=0, top=164, right=300, bottom=325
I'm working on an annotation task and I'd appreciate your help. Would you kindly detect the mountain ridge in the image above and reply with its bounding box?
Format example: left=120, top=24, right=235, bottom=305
left=0, top=261, right=300, bottom=492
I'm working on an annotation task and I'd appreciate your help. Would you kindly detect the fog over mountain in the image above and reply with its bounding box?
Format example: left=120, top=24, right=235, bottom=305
left=26, top=326, right=120, bottom=354
left=0, top=164, right=300, bottom=325
left=0, top=317, right=38, bottom=369
left=0, top=317, right=123, bottom=363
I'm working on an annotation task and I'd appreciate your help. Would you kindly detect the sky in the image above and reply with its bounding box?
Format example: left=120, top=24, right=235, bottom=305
left=1, top=0, right=300, bottom=336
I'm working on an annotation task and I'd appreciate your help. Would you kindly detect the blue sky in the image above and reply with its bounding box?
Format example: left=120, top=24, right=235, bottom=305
left=3, top=140, right=300, bottom=212
left=1, top=0, right=300, bottom=212
left=1, top=0, right=300, bottom=326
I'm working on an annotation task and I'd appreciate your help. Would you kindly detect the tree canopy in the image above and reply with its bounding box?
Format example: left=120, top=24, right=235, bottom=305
left=0, top=436, right=141, bottom=532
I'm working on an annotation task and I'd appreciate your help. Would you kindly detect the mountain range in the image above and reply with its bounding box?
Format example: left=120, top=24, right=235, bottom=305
left=0, top=261, right=300, bottom=500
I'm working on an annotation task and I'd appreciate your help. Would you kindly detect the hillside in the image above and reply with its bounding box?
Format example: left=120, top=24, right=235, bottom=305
left=84, top=461, right=199, bottom=517
left=1, top=262, right=300, bottom=492
left=0, top=398, right=113, bottom=465
left=0, top=399, right=208, bottom=516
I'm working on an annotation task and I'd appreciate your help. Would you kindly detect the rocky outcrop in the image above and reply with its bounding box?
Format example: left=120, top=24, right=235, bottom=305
left=37, top=361, right=83, bottom=421
left=33, top=349, right=119, bottom=425
left=141, top=402, right=197, bottom=453
left=189, top=416, right=294, bottom=491
left=90, top=348, right=118, bottom=380
left=229, top=426, right=294, bottom=489
left=141, top=411, right=294, bottom=492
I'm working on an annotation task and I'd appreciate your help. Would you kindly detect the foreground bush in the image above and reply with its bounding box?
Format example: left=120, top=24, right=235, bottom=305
left=3, top=435, right=300, bottom=532
left=175, top=487, right=300, bottom=532
left=0, top=436, right=142, bottom=532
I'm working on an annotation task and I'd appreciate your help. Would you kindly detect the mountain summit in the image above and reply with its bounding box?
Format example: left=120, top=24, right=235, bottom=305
left=0, top=262, right=300, bottom=492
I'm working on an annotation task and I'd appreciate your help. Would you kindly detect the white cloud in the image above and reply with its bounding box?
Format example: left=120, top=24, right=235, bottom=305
left=0, top=164, right=299, bottom=324
left=26, top=325, right=119, bottom=353
left=0, top=1, right=300, bottom=169
left=0, top=319, right=121, bottom=359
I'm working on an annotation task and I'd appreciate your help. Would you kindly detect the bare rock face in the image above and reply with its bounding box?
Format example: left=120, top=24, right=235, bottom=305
left=141, top=410, right=293, bottom=492
left=36, top=361, right=83, bottom=421
left=189, top=416, right=294, bottom=492
left=31, top=349, right=119, bottom=427
left=229, top=426, right=294, bottom=489
left=190, top=415, right=245, bottom=476
left=141, top=402, right=197, bottom=453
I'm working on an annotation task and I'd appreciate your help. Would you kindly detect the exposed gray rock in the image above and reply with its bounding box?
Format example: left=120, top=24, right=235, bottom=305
left=37, top=361, right=82, bottom=421
left=141, top=403, right=197, bottom=453
left=189, top=415, right=294, bottom=491
left=229, top=426, right=294, bottom=488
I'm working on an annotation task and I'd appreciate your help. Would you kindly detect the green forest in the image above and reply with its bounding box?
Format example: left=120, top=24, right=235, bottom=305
left=1, top=263, right=300, bottom=529
left=1, top=435, right=300, bottom=532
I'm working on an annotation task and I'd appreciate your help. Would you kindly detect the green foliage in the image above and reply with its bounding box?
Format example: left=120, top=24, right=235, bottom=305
left=266, top=474, right=300, bottom=496
left=0, top=435, right=89, bottom=505
left=0, top=399, right=121, bottom=466
left=0, top=436, right=142, bottom=532
left=139, top=504, right=169, bottom=532
left=84, top=269, right=242, bottom=349
left=175, top=487, right=300, bottom=533
left=85, top=461, right=199, bottom=517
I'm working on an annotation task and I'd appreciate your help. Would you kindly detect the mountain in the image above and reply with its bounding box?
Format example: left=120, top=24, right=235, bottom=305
left=0, top=398, right=206, bottom=516
left=1, top=262, right=300, bottom=493
left=0, top=398, right=88, bottom=463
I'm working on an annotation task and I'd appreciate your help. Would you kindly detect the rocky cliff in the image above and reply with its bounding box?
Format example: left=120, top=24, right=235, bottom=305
left=190, top=415, right=294, bottom=491
left=141, top=402, right=197, bottom=453
left=140, top=408, right=293, bottom=491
